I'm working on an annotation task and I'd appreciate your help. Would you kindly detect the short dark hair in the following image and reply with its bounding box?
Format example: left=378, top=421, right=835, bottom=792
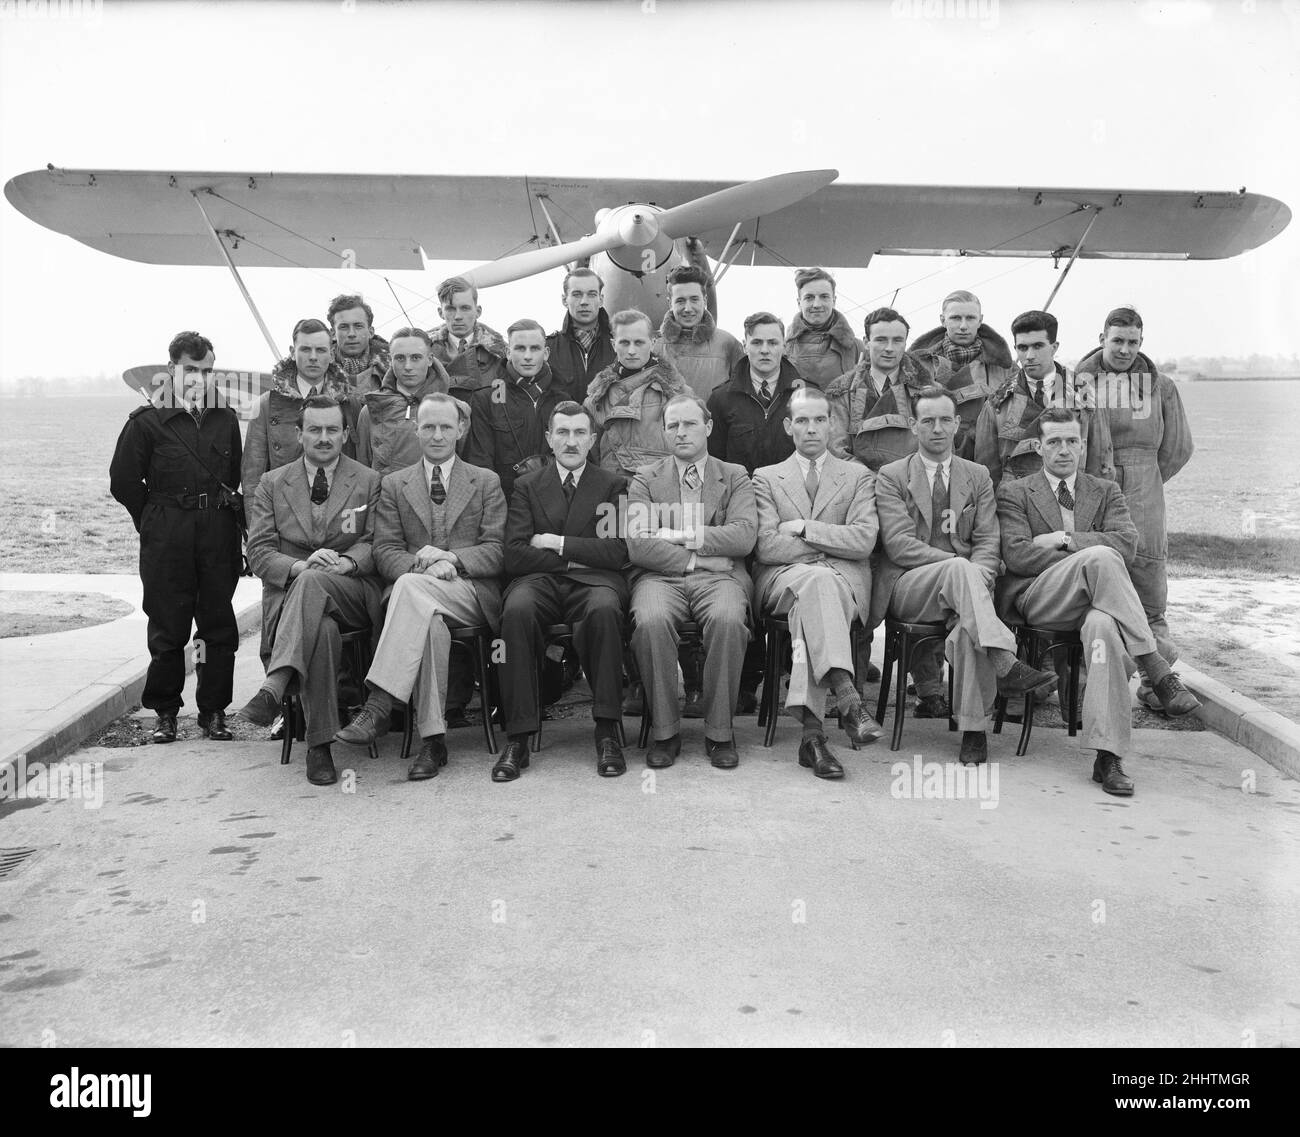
left=912, top=384, right=958, bottom=416
left=389, top=326, right=433, bottom=349
left=168, top=330, right=214, bottom=364
left=507, top=318, right=546, bottom=341
left=547, top=400, right=593, bottom=432
left=663, top=393, right=712, bottom=424
left=327, top=294, right=374, bottom=328
left=438, top=275, right=478, bottom=306
left=1103, top=306, right=1143, bottom=332
left=292, top=317, right=332, bottom=345
left=794, top=267, right=835, bottom=295
left=1035, top=407, right=1081, bottom=438
left=1011, top=310, right=1058, bottom=342
left=295, top=394, right=345, bottom=430
left=743, top=311, right=785, bottom=338
left=666, top=264, right=710, bottom=292
left=863, top=306, right=910, bottom=338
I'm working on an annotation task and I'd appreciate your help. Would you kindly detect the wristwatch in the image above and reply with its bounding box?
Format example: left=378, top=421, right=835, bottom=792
left=1058, top=533, right=1071, bottom=550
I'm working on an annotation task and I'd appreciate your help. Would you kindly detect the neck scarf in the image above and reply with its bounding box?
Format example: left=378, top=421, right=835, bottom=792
left=940, top=335, right=982, bottom=370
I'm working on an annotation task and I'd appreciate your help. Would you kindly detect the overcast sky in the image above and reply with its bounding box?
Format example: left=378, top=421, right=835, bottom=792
left=1, top=0, right=1298, bottom=380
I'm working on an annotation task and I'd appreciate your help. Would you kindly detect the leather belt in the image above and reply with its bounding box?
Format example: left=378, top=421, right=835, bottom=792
left=148, top=491, right=230, bottom=509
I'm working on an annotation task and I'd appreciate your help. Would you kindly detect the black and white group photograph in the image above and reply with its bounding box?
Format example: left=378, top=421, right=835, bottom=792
left=0, top=0, right=1297, bottom=1100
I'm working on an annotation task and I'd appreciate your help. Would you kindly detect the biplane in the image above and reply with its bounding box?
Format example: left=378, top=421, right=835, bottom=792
left=4, top=165, right=1290, bottom=411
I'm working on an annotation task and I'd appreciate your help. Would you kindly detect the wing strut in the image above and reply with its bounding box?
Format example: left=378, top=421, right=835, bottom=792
left=191, top=190, right=281, bottom=364
left=1043, top=206, right=1102, bottom=311
left=711, top=222, right=745, bottom=286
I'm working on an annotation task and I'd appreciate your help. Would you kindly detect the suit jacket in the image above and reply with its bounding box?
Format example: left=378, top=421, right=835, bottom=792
left=870, top=451, right=1001, bottom=627
left=752, top=452, right=878, bottom=626
left=995, top=469, right=1139, bottom=615
left=626, top=454, right=757, bottom=593
left=247, top=454, right=383, bottom=657
left=373, top=456, right=508, bottom=631
left=504, top=461, right=630, bottom=601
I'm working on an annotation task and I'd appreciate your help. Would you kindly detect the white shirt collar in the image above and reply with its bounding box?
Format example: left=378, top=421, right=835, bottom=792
left=674, top=455, right=707, bottom=482
left=869, top=364, right=901, bottom=388
left=303, top=454, right=341, bottom=482
left=918, top=452, right=953, bottom=481
left=1044, top=469, right=1077, bottom=496
left=793, top=450, right=827, bottom=478
left=422, top=454, right=456, bottom=488
left=557, top=460, right=586, bottom=484
left=751, top=368, right=778, bottom=394
left=297, top=374, right=325, bottom=399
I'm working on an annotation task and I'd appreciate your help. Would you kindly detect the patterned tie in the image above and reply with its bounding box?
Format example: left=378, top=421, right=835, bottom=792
left=683, top=463, right=701, bottom=492
left=1033, top=378, right=1045, bottom=407
left=759, top=380, right=772, bottom=405
left=804, top=459, right=819, bottom=507
left=430, top=466, right=446, bottom=505
left=1057, top=479, right=1075, bottom=511
left=310, top=466, right=329, bottom=504
left=308, top=386, right=320, bottom=399
left=563, top=472, right=577, bottom=504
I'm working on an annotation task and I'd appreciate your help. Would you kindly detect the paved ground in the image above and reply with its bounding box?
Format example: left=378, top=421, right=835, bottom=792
left=2, top=694, right=1297, bottom=1047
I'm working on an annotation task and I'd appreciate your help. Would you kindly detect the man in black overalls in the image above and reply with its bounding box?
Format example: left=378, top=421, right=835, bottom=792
left=110, top=331, right=244, bottom=743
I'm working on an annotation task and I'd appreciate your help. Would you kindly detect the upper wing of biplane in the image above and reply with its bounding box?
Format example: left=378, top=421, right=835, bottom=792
left=4, top=167, right=1291, bottom=271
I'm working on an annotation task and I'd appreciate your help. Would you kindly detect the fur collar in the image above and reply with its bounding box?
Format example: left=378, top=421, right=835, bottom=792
left=586, top=356, right=686, bottom=406
left=911, top=323, right=1014, bottom=369
left=429, top=320, right=508, bottom=358
left=659, top=309, right=718, bottom=345
left=786, top=309, right=858, bottom=350
left=270, top=357, right=355, bottom=399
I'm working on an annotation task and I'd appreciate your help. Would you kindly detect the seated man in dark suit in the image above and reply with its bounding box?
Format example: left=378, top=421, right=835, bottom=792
left=996, top=408, right=1199, bottom=797
left=494, top=401, right=630, bottom=781
left=753, top=388, right=884, bottom=780
left=872, top=387, right=1058, bottom=767
left=240, top=396, right=383, bottom=786
left=627, top=394, right=757, bottom=769
left=333, top=394, right=507, bottom=780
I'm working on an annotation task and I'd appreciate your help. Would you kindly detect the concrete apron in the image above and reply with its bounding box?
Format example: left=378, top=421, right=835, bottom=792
left=1, top=713, right=1297, bottom=1047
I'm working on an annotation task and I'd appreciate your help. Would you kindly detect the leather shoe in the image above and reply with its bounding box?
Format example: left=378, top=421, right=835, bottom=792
left=646, top=735, right=681, bottom=768
left=913, top=693, right=951, bottom=719
left=409, top=737, right=448, bottom=780
left=997, top=660, right=1059, bottom=699
left=1150, top=673, right=1201, bottom=717
left=621, top=683, right=645, bottom=716
left=238, top=689, right=280, bottom=727
left=334, top=705, right=390, bottom=747
left=1093, top=750, right=1134, bottom=796
left=706, top=738, right=739, bottom=769
left=798, top=735, right=844, bottom=779
left=864, top=662, right=881, bottom=683
left=959, top=730, right=988, bottom=766
left=306, top=744, right=337, bottom=786
left=491, top=741, right=529, bottom=782
left=682, top=689, right=704, bottom=718
left=734, top=688, right=758, bottom=715
left=150, top=714, right=177, bottom=744
left=444, top=705, right=471, bottom=729
left=840, top=701, right=883, bottom=747
left=197, top=710, right=232, bottom=741
left=597, top=737, right=626, bottom=777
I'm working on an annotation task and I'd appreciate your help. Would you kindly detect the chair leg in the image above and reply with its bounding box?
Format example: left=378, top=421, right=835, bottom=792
left=876, top=627, right=895, bottom=723
left=946, top=653, right=957, bottom=732
left=756, top=626, right=773, bottom=731
left=474, top=634, right=498, bottom=754
left=616, top=719, right=626, bottom=748
left=401, top=696, right=415, bottom=761
left=1067, top=643, right=1082, bottom=737
left=889, top=634, right=911, bottom=751
left=1016, top=637, right=1038, bottom=757
left=763, top=623, right=784, bottom=749
left=279, top=694, right=293, bottom=765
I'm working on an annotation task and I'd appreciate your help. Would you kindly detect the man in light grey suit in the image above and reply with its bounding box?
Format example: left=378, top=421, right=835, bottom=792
left=334, top=394, right=507, bottom=780
left=627, top=394, right=757, bottom=769
left=753, top=388, right=884, bottom=779
left=872, top=386, right=1058, bottom=767
left=240, top=396, right=383, bottom=786
left=996, top=407, right=1199, bottom=796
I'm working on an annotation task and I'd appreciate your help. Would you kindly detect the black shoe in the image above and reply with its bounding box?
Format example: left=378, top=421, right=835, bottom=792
left=1093, top=751, right=1134, bottom=796
left=238, top=689, right=281, bottom=727
left=597, top=737, right=626, bottom=777
left=798, top=735, right=844, bottom=779
left=306, top=744, right=337, bottom=786
left=997, top=660, right=1059, bottom=699
left=1150, top=673, right=1201, bottom=717
left=621, top=683, right=645, bottom=717
left=197, top=710, right=232, bottom=741
left=150, top=714, right=177, bottom=744
left=913, top=694, right=951, bottom=719
left=445, top=705, right=472, bottom=729
left=409, top=737, right=448, bottom=781
left=959, top=730, right=988, bottom=766
left=646, top=735, right=681, bottom=769
left=682, top=689, right=704, bottom=719
left=334, top=705, right=390, bottom=747
left=706, top=738, right=739, bottom=769
left=840, top=701, right=883, bottom=747
left=864, top=662, right=881, bottom=683
left=492, top=741, right=529, bottom=782
left=734, top=688, right=758, bottom=715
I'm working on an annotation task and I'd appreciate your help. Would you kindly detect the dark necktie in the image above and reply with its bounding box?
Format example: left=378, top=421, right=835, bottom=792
left=308, top=386, right=320, bottom=399
left=310, top=466, right=329, bottom=504
left=759, top=380, right=772, bottom=406
left=804, top=460, right=819, bottom=506
left=1033, top=378, right=1045, bottom=406
left=1057, top=479, right=1075, bottom=511
left=563, top=472, right=576, bottom=504
left=683, top=464, right=701, bottom=492
left=430, top=466, right=446, bottom=505
left=930, top=466, right=952, bottom=550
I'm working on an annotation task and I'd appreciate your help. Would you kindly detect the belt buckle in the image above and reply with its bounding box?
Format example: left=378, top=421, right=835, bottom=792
left=197, top=492, right=209, bottom=509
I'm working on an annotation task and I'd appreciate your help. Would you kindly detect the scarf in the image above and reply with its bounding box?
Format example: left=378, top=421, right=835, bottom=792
left=336, top=348, right=373, bottom=377
left=939, top=336, right=983, bottom=370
